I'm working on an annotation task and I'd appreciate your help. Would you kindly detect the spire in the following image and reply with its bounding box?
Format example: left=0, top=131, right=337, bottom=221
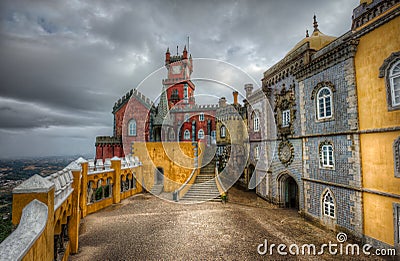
left=166, top=47, right=170, bottom=54
left=306, top=29, right=309, bottom=37
left=313, top=14, right=319, bottom=32
left=176, top=45, right=179, bottom=55
left=183, top=45, right=187, bottom=52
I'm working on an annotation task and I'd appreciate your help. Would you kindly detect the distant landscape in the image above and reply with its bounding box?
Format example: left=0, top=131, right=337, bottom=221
left=0, top=154, right=92, bottom=242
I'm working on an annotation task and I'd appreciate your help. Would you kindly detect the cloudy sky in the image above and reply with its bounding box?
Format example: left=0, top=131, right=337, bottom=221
left=0, top=0, right=359, bottom=159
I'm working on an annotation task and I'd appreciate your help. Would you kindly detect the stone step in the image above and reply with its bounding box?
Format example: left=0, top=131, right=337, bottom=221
left=150, top=185, right=163, bottom=196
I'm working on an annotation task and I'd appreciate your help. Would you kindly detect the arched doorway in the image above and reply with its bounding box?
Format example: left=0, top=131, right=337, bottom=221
left=278, top=173, right=299, bottom=209
left=155, top=167, right=164, bottom=185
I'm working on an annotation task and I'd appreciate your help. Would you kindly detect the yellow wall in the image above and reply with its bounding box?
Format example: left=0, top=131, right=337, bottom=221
left=355, top=9, right=400, bottom=247
left=363, top=192, right=400, bottom=246
left=355, top=15, right=400, bottom=130
left=361, top=132, right=400, bottom=193
left=133, top=142, right=197, bottom=192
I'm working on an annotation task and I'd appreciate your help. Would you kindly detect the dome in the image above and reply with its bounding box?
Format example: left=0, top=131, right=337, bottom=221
left=286, top=15, right=336, bottom=57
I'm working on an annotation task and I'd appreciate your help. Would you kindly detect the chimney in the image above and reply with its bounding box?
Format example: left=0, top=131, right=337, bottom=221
left=244, top=84, right=253, bottom=98
left=218, top=97, right=227, bottom=108
left=233, top=91, right=238, bottom=105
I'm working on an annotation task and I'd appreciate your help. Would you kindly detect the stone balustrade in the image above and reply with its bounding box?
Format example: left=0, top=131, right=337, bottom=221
left=0, top=155, right=144, bottom=261
left=0, top=200, right=48, bottom=261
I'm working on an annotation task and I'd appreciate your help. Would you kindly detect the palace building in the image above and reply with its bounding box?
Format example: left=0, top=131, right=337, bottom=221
left=95, top=46, right=218, bottom=161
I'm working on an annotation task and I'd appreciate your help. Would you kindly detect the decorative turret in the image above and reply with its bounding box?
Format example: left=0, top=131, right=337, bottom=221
left=165, top=48, right=170, bottom=66
left=313, top=14, right=319, bottom=32
left=183, top=45, right=188, bottom=59
left=244, top=84, right=254, bottom=98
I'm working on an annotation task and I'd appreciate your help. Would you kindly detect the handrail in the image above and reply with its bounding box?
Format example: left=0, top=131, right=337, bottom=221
left=0, top=200, right=48, bottom=260
left=173, top=168, right=197, bottom=201
left=215, top=167, right=227, bottom=194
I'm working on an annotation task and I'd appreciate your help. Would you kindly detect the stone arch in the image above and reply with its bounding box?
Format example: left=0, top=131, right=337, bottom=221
left=277, top=171, right=299, bottom=209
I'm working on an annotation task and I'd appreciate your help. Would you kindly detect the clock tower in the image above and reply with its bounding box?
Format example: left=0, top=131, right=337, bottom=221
left=163, top=45, right=195, bottom=108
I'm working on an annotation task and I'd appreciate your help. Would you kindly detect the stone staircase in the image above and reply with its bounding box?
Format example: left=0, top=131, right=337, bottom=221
left=150, top=184, right=163, bottom=196
left=181, top=145, right=221, bottom=202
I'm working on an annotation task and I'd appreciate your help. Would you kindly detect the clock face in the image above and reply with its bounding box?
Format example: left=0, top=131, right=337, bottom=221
left=172, top=65, right=181, bottom=74
left=278, top=141, right=294, bottom=166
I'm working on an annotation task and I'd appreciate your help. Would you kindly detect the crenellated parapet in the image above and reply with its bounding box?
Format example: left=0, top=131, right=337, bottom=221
left=95, top=136, right=122, bottom=145
left=352, top=0, right=399, bottom=30
left=112, top=88, right=154, bottom=114
left=170, top=103, right=219, bottom=113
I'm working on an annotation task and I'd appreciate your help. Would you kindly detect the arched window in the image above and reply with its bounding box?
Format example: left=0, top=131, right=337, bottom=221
left=322, top=190, right=335, bottom=218
left=199, top=113, right=205, bottom=121
left=320, top=143, right=334, bottom=168
left=184, top=113, right=190, bottom=122
left=128, top=119, right=136, bottom=136
left=253, top=112, right=260, bottom=132
left=317, top=87, right=333, bottom=120
left=220, top=125, right=226, bottom=138
left=389, top=60, right=400, bottom=107
left=198, top=129, right=204, bottom=139
left=184, top=129, right=190, bottom=140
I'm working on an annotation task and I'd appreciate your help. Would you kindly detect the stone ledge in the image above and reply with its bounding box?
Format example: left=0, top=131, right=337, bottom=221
left=13, top=174, right=54, bottom=194
left=0, top=199, right=48, bottom=260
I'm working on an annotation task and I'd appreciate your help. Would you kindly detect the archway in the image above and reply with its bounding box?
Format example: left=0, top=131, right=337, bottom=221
left=278, top=173, right=299, bottom=210
left=246, top=164, right=256, bottom=191
left=155, top=167, right=164, bottom=185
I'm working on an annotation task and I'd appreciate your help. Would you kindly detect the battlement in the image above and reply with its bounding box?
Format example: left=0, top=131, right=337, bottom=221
left=352, top=0, right=398, bottom=30
left=95, top=136, right=122, bottom=145
left=170, top=103, right=219, bottom=112
left=112, top=89, right=154, bottom=114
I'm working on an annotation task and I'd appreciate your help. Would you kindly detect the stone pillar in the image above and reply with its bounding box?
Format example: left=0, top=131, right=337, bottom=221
left=80, top=160, right=88, bottom=218
left=111, top=157, right=121, bottom=204
left=69, top=163, right=82, bottom=254
left=12, top=174, right=55, bottom=260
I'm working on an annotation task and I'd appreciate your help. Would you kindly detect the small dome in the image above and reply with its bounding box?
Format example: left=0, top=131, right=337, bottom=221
left=286, top=15, right=336, bottom=57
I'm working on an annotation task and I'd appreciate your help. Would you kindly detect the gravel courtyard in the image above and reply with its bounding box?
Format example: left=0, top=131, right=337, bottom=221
left=70, top=187, right=389, bottom=260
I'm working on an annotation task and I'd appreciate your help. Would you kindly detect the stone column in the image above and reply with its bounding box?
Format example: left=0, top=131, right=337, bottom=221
left=69, top=163, right=82, bottom=254
left=79, top=160, right=88, bottom=218
left=111, top=157, right=121, bottom=204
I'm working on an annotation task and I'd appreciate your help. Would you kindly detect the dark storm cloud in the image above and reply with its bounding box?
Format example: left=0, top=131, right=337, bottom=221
left=0, top=0, right=359, bottom=158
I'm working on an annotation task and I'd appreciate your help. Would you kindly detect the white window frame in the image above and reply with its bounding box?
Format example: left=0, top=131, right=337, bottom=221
left=184, top=113, right=190, bottom=122
left=389, top=60, right=400, bottom=107
left=255, top=146, right=260, bottom=160
left=321, top=144, right=334, bottom=168
left=128, top=119, right=137, bottom=136
left=323, top=190, right=335, bottom=218
left=183, top=129, right=190, bottom=140
left=199, top=113, right=205, bottom=121
left=253, top=112, right=260, bottom=132
left=220, top=125, right=226, bottom=138
left=317, top=87, right=333, bottom=120
left=198, top=129, right=204, bottom=140
left=282, top=109, right=290, bottom=127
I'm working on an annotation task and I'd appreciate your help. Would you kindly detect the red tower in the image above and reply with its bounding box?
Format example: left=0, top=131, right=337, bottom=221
left=163, top=46, right=195, bottom=108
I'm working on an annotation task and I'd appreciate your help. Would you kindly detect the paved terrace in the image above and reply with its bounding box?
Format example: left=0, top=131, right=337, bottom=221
left=70, top=188, right=387, bottom=260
